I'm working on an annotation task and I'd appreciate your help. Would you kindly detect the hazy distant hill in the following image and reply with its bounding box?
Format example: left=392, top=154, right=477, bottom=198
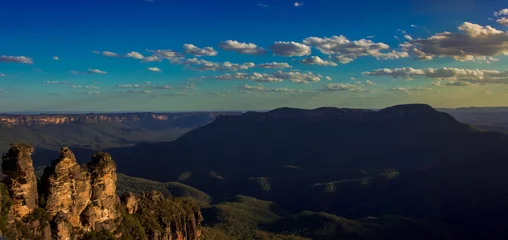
left=0, top=112, right=236, bottom=151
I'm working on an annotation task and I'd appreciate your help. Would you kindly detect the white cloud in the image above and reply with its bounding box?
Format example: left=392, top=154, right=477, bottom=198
left=411, top=22, right=508, bottom=61
left=0, top=55, right=33, bottom=64
left=334, top=55, right=355, bottom=64
left=126, top=51, right=144, bottom=59
left=214, top=73, right=250, bottom=81
left=142, top=55, right=162, bottom=62
left=258, top=62, right=292, bottom=69
left=93, top=50, right=120, bottom=57
left=71, top=68, right=107, bottom=75
left=411, top=24, right=418, bottom=28
left=272, top=71, right=321, bottom=84
left=214, top=70, right=321, bottom=84
left=88, top=68, right=107, bottom=74
left=494, top=9, right=508, bottom=17
left=326, top=76, right=333, bottom=81
left=218, top=40, right=267, bottom=55
left=73, top=91, right=101, bottom=95
left=147, top=49, right=182, bottom=59
left=257, top=3, right=268, bottom=8
left=117, top=83, right=171, bottom=90
left=183, top=44, right=218, bottom=56
left=271, top=41, right=312, bottom=56
left=389, top=87, right=432, bottom=94
left=303, top=36, right=408, bottom=63
left=497, top=18, right=508, bottom=26
left=0, top=73, right=5, bottom=77
left=294, top=2, right=303, bottom=7
left=238, top=84, right=302, bottom=94
left=148, top=67, right=162, bottom=72
left=42, top=81, right=72, bottom=85
left=301, top=56, right=338, bottom=66
left=366, top=80, right=375, bottom=85
left=364, top=67, right=508, bottom=85
left=53, top=56, right=59, bottom=61
left=71, top=85, right=99, bottom=89
left=319, top=83, right=368, bottom=93
left=193, top=60, right=256, bottom=71
left=404, top=35, right=413, bottom=41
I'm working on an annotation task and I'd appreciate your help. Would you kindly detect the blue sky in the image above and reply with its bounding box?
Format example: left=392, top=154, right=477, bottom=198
left=1, top=0, right=507, bottom=112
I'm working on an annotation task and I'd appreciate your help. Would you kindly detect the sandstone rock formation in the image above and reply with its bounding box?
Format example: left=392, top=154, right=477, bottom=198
left=0, top=144, right=203, bottom=240
left=81, top=151, right=119, bottom=232
left=42, top=146, right=92, bottom=232
left=1, top=143, right=38, bottom=220
left=121, top=192, right=138, bottom=214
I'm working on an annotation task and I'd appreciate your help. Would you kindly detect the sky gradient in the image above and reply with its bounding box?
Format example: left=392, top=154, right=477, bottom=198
left=1, top=0, right=508, bottom=112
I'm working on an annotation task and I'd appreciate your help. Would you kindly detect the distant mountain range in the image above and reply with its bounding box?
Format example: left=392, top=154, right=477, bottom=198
left=23, top=104, right=508, bottom=239
left=4, top=104, right=508, bottom=238
left=0, top=112, right=236, bottom=151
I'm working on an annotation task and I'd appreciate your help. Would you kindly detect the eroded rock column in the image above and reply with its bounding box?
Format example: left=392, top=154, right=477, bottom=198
left=1, top=143, right=39, bottom=220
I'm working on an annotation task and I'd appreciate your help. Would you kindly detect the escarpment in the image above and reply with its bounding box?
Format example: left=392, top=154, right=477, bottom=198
left=0, top=143, right=203, bottom=240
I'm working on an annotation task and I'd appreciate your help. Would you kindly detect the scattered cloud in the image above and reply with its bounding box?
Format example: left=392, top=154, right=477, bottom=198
left=0, top=73, right=5, bottom=77
left=366, top=80, right=375, bottom=85
left=364, top=67, right=508, bottom=85
left=0, top=55, right=33, bottom=64
left=494, top=8, right=508, bottom=17
left=219, top=40, right=267, bottom=55
left=303, top=36, right=408, bottom=63
left=53, top=56, right=59, bottom=61
left=71, top=68, right=107, bottom=75
left=93, top=50, right=120, bottom=57
left=126, top=51, right=144, bottom=60
left=301, top=56, right=338, bottom=66
left=319, top=83, right=368, bottom=93
left=271, top=71, right=322, bottom=84
left=258, top=62, right=292, bottom=69
left=411, top=24, right=418, bottom=28
left=409, top=22, right=508, bottom=61
left=214, top=70, right=322, bottom=84
left=147, top=49, right=182, bottom=59
left=72, top=91, right=101, bottom=95
left=117, top=83, right=171, bottom=90
left=148, top=67, right=162, bottom=72
left=183, top=44, right=218, bottom=56
left=404, top=35, right=413, bottom=41
left=389, top=87, right=432, bottom=94
left=71, top=85, right=99, bottom=89
left=495, top=9, right=508, bottom=26
left=42, top=81, right=72, bottom=85
left=271, top=41, right=312, bottom=56
left=141, top=55, right=162, bottom=62
left=257, top=3, right=268, bottom=8
left=294, top=2, right=303, bottom=7
left=238, top=84, right=303, bottom=94
left=186, top=59, right=256, bottom=71
left=497, top=18, right=508, bottom=26
left=326, top=76, right=333, bottom=81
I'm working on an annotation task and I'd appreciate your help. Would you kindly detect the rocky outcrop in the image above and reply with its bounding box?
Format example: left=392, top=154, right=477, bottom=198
left=1, top=143, right=38, bottom=220
left=0, top=144, right=203, bottom=240
left=81, top=151, right=119, bottom=232
left=42, top=146, right=92, bottom=231
left=124, top=191, right=203, bottom=240
left=121, top=192, right=138, bottom=214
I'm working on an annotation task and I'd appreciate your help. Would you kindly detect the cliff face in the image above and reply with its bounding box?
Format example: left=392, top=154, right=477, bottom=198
left=0, top=112, right=220, bottom=127
left=0, top=144, right=203, bottom=240
left=1, top=144, right=38, bottom=220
